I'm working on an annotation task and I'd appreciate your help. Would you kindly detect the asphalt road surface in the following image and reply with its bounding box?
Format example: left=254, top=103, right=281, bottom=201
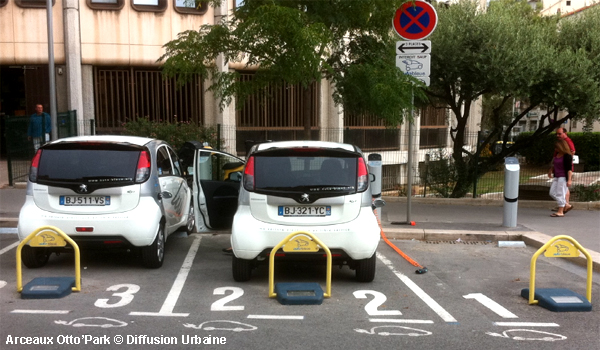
left=1, top=232, right=599, bottom=350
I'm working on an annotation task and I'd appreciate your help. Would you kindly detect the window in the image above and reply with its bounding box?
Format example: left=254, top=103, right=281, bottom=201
left=16, top=0, right=55, bottom=8
left=157, top=147, right=173, bottom=176
left=131, top=0, right=167, bottom=12
left=174, top=0, right=208, bottom=15
left=87, top=0, right=125, bottom=10
left=566, top=1, right=571, bottom=5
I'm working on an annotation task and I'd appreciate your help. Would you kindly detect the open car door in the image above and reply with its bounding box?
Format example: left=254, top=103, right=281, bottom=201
left=179, top=141, right=245, bottom=231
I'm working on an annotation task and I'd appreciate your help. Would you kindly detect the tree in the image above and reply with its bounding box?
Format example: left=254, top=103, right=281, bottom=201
left=160, top=0, right=423, bottom=139
left=427, top=0, right=600, bottom=197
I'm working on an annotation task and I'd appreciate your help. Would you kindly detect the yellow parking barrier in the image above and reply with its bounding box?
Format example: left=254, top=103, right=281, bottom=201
left=16, top=226, right=81, bottom=295
left=269, top=231, right=331, bottom=304
left=522, top=235, right=592, bottom=312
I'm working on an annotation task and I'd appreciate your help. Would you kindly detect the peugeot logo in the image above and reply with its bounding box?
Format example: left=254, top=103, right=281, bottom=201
left=300, top=193, right=310, bottom=203
left=78, top=184, right=88, bottom=193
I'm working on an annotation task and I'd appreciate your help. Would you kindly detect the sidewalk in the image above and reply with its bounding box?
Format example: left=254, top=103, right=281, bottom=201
left=1, top=159, right=599, bottom=271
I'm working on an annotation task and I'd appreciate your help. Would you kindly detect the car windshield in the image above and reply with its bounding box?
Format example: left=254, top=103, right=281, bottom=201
left=254, top=155, right=357, bottom=191
left=37, top=148, right=140, bottom=183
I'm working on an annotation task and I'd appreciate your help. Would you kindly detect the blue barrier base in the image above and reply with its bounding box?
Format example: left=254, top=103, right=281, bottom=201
left=275, top=283, right=324, bottom=305
left=22, top=277, right=75, bottom=299
left=521, top=288, right=592, bottom=312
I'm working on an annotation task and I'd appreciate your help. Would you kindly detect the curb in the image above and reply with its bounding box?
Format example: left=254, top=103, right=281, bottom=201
left=382, top=196, right=600, bottom=210
left=383, top=228, right=600, bottom=273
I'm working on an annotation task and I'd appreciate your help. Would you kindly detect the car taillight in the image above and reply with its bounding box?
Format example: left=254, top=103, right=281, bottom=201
left=29, top=149, right=42, bottom=182
left=243, top=156, right=255, bottom=191
left=135, top=151, right=151, bottom=183
left=357, top=157, right=368, bottom=192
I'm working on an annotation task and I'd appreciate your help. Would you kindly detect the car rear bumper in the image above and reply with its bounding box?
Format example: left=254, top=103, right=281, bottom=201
left=17, top=196, right=162, bottom=247
left=231, top=206, right=380, bottom=260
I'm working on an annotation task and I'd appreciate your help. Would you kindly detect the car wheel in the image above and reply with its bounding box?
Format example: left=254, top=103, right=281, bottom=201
left=232, top=255, right=253, bottom=282
left=21, top=245, right=50, bottom=268
left=184, top=201, right=196, bottom=234
left=355, top=253, right=376, bottom=282
left=141, top=223, right=165, bottom=268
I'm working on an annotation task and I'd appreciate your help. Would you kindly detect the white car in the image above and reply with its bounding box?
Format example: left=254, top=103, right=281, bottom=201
left=18, top=135, right=193, bottom=268
left=231, top=140, right=381, bottom=282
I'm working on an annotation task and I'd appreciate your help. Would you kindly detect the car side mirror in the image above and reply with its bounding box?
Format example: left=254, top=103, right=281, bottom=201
left=228, top=171, right=242, bottom=182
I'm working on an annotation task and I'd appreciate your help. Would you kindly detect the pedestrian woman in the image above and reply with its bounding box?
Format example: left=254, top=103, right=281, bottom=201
left=548, top=139, right=573, bottom=217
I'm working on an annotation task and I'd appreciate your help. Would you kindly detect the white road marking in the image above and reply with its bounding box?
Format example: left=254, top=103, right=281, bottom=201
left=463, top=293, right=519, bottom=318
left=130, top=236, right=201, bottom=317
left=12, top=310, right=70, bottom=314
left=377, top=252, right=458, bottom=323
left=0, top=241, right=19, bottom=256
left=369, top=319, right=434, bottom=324
left=494, top=322, right=560, bottom=327
left=247, top=315, right=304, bottom=320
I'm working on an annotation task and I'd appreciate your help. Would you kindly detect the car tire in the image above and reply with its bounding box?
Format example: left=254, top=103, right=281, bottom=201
left=232, top=255, right=253, bottom=282
left=355, top=253, right=376, bottom=282
left=184, top=200, right=196, bottom=235
left=21, top=245, right=50, bottom=268
left=141, top=223, right=165, bottom=268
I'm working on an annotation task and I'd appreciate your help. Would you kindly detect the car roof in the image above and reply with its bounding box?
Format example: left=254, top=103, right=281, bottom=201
left=47, top=135, right=156, bottom=147
left=254, top=140, right=357, bottom=152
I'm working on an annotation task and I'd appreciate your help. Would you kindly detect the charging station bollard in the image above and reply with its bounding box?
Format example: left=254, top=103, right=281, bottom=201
left=503, top=157, right=520, bottom=227
left=368, top=154, right=385, bottom=217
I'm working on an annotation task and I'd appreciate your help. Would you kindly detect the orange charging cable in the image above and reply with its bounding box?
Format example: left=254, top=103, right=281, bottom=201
left=374, top=209, right=428, bottom=274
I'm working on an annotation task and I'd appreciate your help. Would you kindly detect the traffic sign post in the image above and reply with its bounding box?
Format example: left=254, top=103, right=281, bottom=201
left=393, top=2, right=438, bottom=224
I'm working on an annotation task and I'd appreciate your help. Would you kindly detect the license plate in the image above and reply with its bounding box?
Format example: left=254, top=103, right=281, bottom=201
left=278, top=206, right=331, bottom=217
left=60, top=196, right=111, bottom=206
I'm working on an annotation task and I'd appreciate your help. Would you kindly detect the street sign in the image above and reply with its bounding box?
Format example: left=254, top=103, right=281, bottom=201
left=396, top=40, right=431, bottom=54
left=396, top=54, right=430, bottom=77
left=393, top=1, right=438, bottom=41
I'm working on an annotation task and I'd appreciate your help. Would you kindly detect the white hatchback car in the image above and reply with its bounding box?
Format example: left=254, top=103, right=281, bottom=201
left=18, top=135, right=193, bottom=268
left=231, top=140, right=381, bottom=282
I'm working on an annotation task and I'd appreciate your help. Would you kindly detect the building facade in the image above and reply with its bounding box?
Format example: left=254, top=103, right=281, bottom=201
left=1, top=0, right=481, bottom=189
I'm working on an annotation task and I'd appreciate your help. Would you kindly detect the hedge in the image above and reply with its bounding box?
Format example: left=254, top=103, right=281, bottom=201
left=515, top=132, right=600, bottom=171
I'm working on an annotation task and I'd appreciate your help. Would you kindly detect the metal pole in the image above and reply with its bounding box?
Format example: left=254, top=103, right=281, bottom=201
left=406, top=88, right=414, bottom=223
left=47, top=0, right=57, bottom=141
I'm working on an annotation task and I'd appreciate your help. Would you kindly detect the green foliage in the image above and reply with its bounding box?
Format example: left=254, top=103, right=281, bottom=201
left=426, top=0, right=600, bottom=197
left=122, top=118, right=221, bottom=151
left=515, top=132, right=600, bottom=170
left=159, top=0, right=420, bottom=124
left=420, top=149, right=458, bottom=198
left=572, top=184, right=600, bottom=202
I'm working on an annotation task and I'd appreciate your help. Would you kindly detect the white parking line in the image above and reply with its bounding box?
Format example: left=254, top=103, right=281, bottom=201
left=0, top=241, right=19, bottom=256
left=369, top=319, right=434, bottom=324
left=377, top=252, right=458, bottom=323
left=11, top=310, right=70, bottom=314
left=130, top=236, right=202, bottom=317
left=494, top=322, right=560, bottom=327
left=247, top=315, right=304, bottom=320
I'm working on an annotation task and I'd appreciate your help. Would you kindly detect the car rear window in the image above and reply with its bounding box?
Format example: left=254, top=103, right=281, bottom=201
left=37, top=147, right=141, bottom=183
left=254, top=155, right=358, bottom=191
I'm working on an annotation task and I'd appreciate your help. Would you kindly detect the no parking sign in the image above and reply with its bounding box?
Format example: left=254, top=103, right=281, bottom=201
left=393, top=1, right=438, bottom=41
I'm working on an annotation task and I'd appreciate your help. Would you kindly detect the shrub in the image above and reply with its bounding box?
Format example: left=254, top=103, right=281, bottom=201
left=122, top=118, right=221, bottom=150
left=572, top=184, right=600, bottom=202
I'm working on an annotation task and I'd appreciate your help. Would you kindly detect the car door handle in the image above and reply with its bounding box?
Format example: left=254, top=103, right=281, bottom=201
left=161, top=191, right=173, bottom=199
